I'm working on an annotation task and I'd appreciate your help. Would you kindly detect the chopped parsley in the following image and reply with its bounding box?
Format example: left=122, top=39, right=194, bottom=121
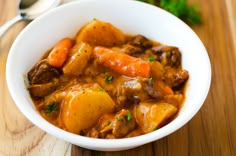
left=153, top=126, right=159, bottom=131
left=148, top=56, right=155, bottom=62
left=98, top=87, right=105, bottom=91
left=44, top=103, right=58, bottom=114
left=107, top=121, right=111, bottom=126
left=104, top=75, right=113, bottom=83
left=115, top=116, right=122, bottom=122
left=126, top=112, right=132, bottom=121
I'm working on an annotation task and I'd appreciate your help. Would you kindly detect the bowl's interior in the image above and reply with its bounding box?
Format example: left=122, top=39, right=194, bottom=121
left=6, top=0, right=211, bottom=151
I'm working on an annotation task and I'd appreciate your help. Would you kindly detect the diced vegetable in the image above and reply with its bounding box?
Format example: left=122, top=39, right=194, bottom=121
left=76, top=20, right=125, bottom=47
left=60, top=83, right=115, bottom=134
left=48, top=38, right=73, bottom=68
left=134, top=102, right=177, bottom=133
left=154, top=81, right=174, bottom=95
left=62, top=42, right=92, bottom=75
left=93, top=46, right=151, bottom=78
left=150, top=61, right=164, bottom=80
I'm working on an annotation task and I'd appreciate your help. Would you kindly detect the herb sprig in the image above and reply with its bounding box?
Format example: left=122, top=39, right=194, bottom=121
left=137, top=0, right=201, bottom=25
left=44, top=103, right=58, bottom=114
left=104, top=75, right=113, bottom=84
left=148, top=56, right=155, bottom=62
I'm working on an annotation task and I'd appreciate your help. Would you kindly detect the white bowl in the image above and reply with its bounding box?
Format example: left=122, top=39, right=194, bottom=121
left=6, top=0, right=211, bottom=151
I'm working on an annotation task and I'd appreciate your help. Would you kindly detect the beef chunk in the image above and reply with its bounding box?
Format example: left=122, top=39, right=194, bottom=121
left=28, top=59, right=60, bottom=85
left=143, top=79, right=163, bottom=99
left=163, top=68, right=189, bottom=88
left=152, top=45, right=181, bottom=67
left=128, top=35, right=153, bottom=49
left=116, top=78, right=149, bottom=110
left=112, top=109, right=136, bottom=138
left=86, top=128, right=99, bottom=138
left=88, top=110, right=136, bottom=138
left=121, top=44, right=143, bottom=55
left=27, top=82, right=59, bottom=98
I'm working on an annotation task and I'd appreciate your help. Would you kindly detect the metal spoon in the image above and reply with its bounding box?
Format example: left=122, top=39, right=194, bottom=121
left=0, top=0, right=61, bottom=39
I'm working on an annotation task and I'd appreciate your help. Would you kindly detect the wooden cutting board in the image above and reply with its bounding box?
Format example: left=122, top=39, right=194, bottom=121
left=0, top=0, right=236, bottom=155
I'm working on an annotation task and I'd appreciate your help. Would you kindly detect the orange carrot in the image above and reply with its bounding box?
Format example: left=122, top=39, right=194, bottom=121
left=93, top=46, right=150, bottom=78
left=154, top=81, right=174, bottom=95
left=48, top=38, right=74, bottom=68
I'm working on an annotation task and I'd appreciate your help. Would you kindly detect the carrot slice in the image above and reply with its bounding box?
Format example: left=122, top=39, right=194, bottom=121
left=48, top=38, right=73, bottom=68
left=93, top=46, right=150, bottom=78
left=154, top=81, right=174, bottom=95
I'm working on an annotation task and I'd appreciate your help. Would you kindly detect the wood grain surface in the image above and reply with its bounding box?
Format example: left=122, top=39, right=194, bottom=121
left=0, top=0, right=235, bottom=156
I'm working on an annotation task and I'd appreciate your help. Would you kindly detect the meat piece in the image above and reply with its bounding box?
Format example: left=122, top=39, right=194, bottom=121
left=128, top=35, right=153, bottom=49
left=95, top=114, right=114, bottom=134
left=116, top=73, right=166, bottom=100
left=91, top=109, right=136, bottom=138
left=117, top=76, right=173, bottom=108
left=98, top=109, right=136, bottom=138
left=121, top=44, right=143, bottom=55
left=163, top=68, right=189, bottom=88
left=152, top=45, right=181, bottom=67
left=86, top=128, right=99, bottom=138
left=143, top=80, right=163, bottom=99
left=28, top=59, right=60, bottom=85
left=112, top=109, right=136, bottom=138
left=117, top=78, right=150, bottom=109
left=27, top=81, right=59, bottom=98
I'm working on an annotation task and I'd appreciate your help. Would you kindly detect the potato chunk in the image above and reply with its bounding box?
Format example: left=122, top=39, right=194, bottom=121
left=134, top=102, right=177, bottom=133
left=60, top=83, right=115, bottom=134
left=76, top=20, right=125, bottom=47
left=62, top=42, right=92, bottom=75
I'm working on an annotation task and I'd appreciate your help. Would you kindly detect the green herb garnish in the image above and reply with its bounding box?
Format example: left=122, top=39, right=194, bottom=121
left=153, top=127, right=159, bottom=131
left=137, top=0, right=201, bottom=25
left=44, top=103, right=58, bottom=114
left=104, top=76, right=113, bottom=83
left=98, top=87, right=105, bottom=91
left=126, top=112, right=132, bottom=121
left=148, top=56, right=155, bottom=62
left=116, top=117, right=122, bottom=122
left=107, top=121, right=111, bottom=126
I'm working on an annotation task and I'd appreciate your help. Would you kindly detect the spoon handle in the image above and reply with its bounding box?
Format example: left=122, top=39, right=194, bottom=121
left=0, top=15, right=23, bottom=39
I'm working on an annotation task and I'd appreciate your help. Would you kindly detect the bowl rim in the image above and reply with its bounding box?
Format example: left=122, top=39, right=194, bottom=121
left=6, top=0, right=212, bottom=151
